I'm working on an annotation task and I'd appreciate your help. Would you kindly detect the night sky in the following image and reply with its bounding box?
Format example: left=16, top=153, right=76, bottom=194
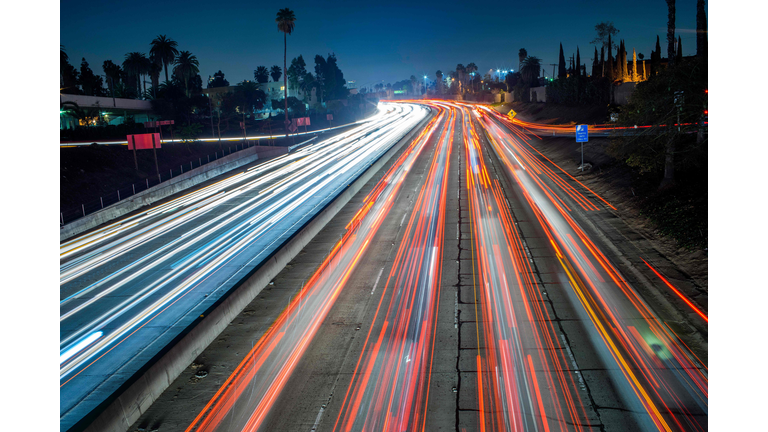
left=61, top=0, right=705, bottom=89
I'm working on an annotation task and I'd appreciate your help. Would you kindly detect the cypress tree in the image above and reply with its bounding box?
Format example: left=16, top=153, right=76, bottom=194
left=592, top=46, right=599, bottom=78
left=607, top=33, right=614, bottom=103
left=676, top=35, right=683, bottom=63
left=600, top=46, right=605, bottom=78
left=558, top=43, right=567, bottom=79
left=632, top=48, right=637, bottom=82
left=696, top=0, right=707, bottom=58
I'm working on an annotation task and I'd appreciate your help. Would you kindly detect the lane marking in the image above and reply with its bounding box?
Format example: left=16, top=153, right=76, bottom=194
left=370, top=267, right=385, bottom=295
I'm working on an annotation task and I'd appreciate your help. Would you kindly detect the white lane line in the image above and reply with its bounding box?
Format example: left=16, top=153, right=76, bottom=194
left=400, top=212, right=408, bottom=227
left=371, top=267, right=385, bottom=295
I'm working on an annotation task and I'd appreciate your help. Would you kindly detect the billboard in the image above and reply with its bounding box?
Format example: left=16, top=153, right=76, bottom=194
left=127, top=133, right=161, bottom=150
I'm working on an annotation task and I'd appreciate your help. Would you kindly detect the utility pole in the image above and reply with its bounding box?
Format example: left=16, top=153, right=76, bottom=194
left=208, top=96, right=215, bottom=139
left=550, top=64, right=557, bottom=81
left=151, top=133, right=161, bottom=183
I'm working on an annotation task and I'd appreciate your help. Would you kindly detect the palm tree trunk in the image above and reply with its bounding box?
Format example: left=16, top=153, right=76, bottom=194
left=164, top=63, right=169, bottom=83
left=284, top=32, right=289, bottom=140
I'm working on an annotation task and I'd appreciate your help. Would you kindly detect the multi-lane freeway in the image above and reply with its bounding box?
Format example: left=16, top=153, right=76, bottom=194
left=59, top=103, right=430, bottom=431
left=62, top=101, right=707, bottom=432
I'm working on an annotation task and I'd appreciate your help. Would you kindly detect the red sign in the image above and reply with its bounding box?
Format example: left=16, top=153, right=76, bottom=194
left=159, top=120, right=175, bottom=125
left=143, top=121, right=156, bottom=128
left=326, top=114, right=333, bottom=121
left=304, top=117, right=310, bottom=126
left=127, top=133, right=161, bottom=150
left=297, top=117, right=305, bottom=126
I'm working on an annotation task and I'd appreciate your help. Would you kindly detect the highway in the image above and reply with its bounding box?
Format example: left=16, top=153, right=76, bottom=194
left=75, top=101, right=707, bottom=432
left=59, top=103, right=431, bottom=431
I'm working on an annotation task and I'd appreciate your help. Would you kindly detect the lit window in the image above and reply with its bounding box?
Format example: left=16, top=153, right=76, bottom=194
left=281, top=86, right=285, bottom=91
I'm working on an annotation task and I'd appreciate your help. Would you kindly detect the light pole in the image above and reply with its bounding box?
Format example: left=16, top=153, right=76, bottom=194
left=423, top=75, right=427, bottom=97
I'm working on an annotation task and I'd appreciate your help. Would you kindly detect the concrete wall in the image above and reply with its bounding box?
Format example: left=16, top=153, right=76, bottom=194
left=80, top=109, right=435, bottom=432
left=614, top=82, right=637, bottom=105
left=530, top=86, right=547, bottom=103
left=60, top=94, right=153, bottom=111
left=493, top=93, right=502, bottom=103
left=504, top=92, right=514, bottom=103
left=60, top=145, right=287, bottom=242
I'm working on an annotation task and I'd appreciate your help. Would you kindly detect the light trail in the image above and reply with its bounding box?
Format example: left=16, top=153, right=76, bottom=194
left=472, top=105, right=707, bottom=431
left=59, top=103, right=431, bottom=429
left=184, top=105, right=447, bottom=432
left=332, top=102, right=453, bottom=432
left=460, top=103, right=594, bottom=431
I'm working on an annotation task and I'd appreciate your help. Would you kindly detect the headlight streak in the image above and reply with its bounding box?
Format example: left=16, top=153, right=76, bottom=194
left=183, top=105, right=444, bottom=432
left=477, top=107, right=707, bottom=432
left=60, top=103, right=429, bottom=416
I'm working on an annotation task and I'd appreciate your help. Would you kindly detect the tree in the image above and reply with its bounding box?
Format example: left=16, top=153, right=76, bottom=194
left=666, top=0, right=676, bottom=68
left=410, top=75, right=418, bottom=95
left=276, top=7, right=296, bottom=139
left=287, top=55, right=307, bottom=92
left=520, top=56, right=541, bottom=86
left=592, top=47, right=599, bottom=78
left=78, top=58, right=104, bottom=96
left=435, top=70, right=443, bottom=94
left=676, top=36, right=683, bottom=64
left=590, top=21, right=619, bottom=53
left=150, top=35, right=179, bottom=83
left=102, top=60, right=121, bottom=95
left=609, top=56, right=707, bottom=191
left=557, top=43, right=567, bottom=79
left=173, top=51, right=200, bottom=97
left=270, top=65, right=282, bottom=82
left=123, top=52, right=149, bottom=97
left=60, top=47, right=80, bottom=94
left=208, top=70, right=229, bottom=88
left=314, top=55, right=327, bottom=102
left=632, top=49, right=638, bottom=82
left=518, top=48, right=527, bottom=71
left=696, top=0, right=707, bottom=58
left=254, top=66, right=269, bottom=83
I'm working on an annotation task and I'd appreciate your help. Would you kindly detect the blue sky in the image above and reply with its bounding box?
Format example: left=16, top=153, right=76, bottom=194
left=61, top=0, right=706, bottom=88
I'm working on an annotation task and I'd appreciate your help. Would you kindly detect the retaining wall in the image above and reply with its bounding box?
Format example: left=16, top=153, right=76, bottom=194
left=60, top=145, right=287, bottom=242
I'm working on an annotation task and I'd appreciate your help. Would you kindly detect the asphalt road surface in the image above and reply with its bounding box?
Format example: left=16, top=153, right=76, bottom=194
left=115, top=101, right=706, bottom=432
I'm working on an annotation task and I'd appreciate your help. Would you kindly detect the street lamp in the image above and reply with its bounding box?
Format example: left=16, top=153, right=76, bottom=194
left=424, top=75, right=427, bottom=96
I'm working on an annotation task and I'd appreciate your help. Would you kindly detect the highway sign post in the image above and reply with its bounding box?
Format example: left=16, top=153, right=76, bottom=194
left=576, top=124, right=588, bottom=172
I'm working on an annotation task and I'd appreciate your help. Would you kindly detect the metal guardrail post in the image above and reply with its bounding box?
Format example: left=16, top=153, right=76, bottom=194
left=82, top=204, right=85, bottom=217
left=118, top=190, right=120, bottom=200
left=100, top=197, right=104, bottom=208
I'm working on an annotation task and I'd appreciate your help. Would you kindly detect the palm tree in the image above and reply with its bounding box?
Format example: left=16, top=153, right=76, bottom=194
left=466, top=63, right=478, bottom=92
left=270, top=65, right=282, bottom=82
left=254, top=66, right=270, bottom=83
left=123, top=52, right=149, bottom=97
left=173, top=51, right=200, bottom=97
left=520, top=56, right=542, bottom=86
left=518, top=48, right=527, bottom=71
left=150, top=35, right=179, bottom=83
left=276, top=7, right=296, bottom=139
left=435, top=70, right=443, bottom=94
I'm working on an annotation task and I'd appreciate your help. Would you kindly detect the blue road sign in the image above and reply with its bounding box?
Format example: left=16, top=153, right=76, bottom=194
left=576, top=124, right=588, bottom=142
